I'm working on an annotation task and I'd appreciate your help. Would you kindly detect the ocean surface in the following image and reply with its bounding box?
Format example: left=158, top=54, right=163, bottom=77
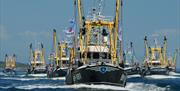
left=0, top=70, right=180, bottom=91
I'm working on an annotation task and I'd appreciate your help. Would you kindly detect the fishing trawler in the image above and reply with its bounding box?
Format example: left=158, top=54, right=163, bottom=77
left=124, top=42, right=140, bottom=75
left=140, top=36, right=174, bottom=76
left=66, top=0, right=127, bottom=87
left=3, top=54, right=16, bottom=75
left=27, top=43, right=47, bottom=77
left=47, top=29, right=70, bottom=77
left=168, top=49, right=178, bottom=72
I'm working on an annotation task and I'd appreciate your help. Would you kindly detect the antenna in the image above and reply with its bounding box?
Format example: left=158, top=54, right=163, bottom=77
left=97, top=0, right=104, bottom=16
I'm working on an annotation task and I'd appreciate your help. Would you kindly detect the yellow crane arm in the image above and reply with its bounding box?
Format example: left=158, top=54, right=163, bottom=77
left=163, top=36, right=167, bottom=65
left=112, top=0, right=121, bottom=64
left=58, top=42, right=62, bottom=67
left=5, top=54, right=8, bottom=68
left=41, top=43, right=45, bottom=66
left=76, top=0, right=83, bottom=53
left=29, top=43, right=33, bottom=65
left=173, top=49, right=178, bottom=66
left=33, top=51, right=36, bottom=68
left=12, top=54, right=16, bottom=68
left=53, top=29, right=59, bottom=66
left=144, top=36, right=149, bottom=62
left=114, top=0, right=120, bottom=52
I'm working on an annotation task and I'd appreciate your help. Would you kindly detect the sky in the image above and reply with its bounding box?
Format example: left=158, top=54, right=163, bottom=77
left=0, top=0, right=180, bottom=68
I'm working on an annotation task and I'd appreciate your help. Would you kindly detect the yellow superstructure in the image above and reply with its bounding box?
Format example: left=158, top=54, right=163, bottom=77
left=58, top=42, right=69, bottom=67
left=144, top=36, right=177, bottom=67
left=75, top=0, right=122, bottom=65
left=50, top=29, right=70, bottom=68
left=29, top=43, right=45, bottom=68
left=5, top=54, right=16, bottom=69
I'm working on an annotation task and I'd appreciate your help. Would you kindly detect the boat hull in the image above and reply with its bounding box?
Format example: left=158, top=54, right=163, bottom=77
left=3, top=68, right=16, bottom=75
left=27, top=68, right=47, bottom=77
left=140, top=66, right=169, bottom=77
left=47, top=68, right=68, bottom=77
left=125, top=67, right=140, bottom=75
left=66, top=64, right=127, bottom=87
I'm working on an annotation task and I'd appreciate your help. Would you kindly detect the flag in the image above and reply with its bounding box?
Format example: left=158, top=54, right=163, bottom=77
left=118, top=27, right=122, bottom=41
left=65, top=19, right=76, bottom=37
left=121, top=0, right=123, bottom=6
left=30, top=43, right=32, bottom=49
left=65, top=18, right=76, bottom=48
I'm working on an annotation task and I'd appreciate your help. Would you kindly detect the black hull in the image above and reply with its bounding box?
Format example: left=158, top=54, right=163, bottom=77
left=3, top=68, right=16, bottom=75
left=125, top=67, right=140, bottom=75
left=47, top=68, right=68, bottom=77
left=140, top=66, right=169, bottom=77
left=66, top=64, right=127, bottom=87
left=27, top=68, right=47, bottom=74
left=169, top=67, right=175, bottom=72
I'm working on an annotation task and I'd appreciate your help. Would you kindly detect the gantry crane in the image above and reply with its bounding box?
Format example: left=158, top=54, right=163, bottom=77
left=173, top=49, right=178, bottom=66
left=29, top=43, right=45, bottom=68
left=58, top=42, right=68, bottom=67
left=75, top=0, right=122, bottom=65
left=5, top=54, right=16, bottom=69
left=143, top=36, right=168, bottom=67
left=53, top=29, right=59, bottom=67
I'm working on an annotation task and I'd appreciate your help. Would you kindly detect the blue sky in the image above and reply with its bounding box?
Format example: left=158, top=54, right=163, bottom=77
left=0, top=0, right=179, bottom=67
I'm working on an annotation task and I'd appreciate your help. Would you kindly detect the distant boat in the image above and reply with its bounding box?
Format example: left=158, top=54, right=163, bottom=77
left=140, top=36, right=173, bottom=76
left=3, top=54, right=16, bottom=76
left=168, top=49, right=178, bottom=72
left=47, top=41, right=69, bottom=77
left=27, top=43, right=47, bottom=77
left=124, top=42, right=140, bottom=75
left=47, top=29, right=69, bottom=78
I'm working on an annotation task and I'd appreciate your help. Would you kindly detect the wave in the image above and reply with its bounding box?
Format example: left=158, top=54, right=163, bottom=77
left=145, top=72, right=180, bottom=79
left=0, top=72, right=180, bottom=91
left=0, top=72, right=8, bottom=76
left=0, top=77, right=43, bottom=81
left=127, top=72, right=180, bottom=79
left=49, top=77, right=65, bottom=80
left=15, top=84, right=129, bottom=91
left=0, top=77, right=65, bottom=81
left=126, top=83, right=167, bottom=91
left=0, top=83, right=168, bottom=91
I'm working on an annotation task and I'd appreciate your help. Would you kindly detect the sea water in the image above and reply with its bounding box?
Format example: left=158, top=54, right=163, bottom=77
left=0, top=71, right=180, bottom=91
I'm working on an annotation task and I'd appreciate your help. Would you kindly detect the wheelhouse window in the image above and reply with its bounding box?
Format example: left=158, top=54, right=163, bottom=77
left=80, top=52, right=111, bottom=59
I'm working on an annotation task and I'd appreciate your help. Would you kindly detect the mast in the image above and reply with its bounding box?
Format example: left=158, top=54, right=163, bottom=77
left=114, top=0, right=120, bottom=64
left=41, top=43, right=45, bottom=66
left=5, top=54, right=8, bottom=68
left=76, top=0, right=84, bottom=63
left=33, top=49, right=36, bottom=68
left=29, top=43, right=32, bottom=64
left=144, top=36, right=149, bottom=62
left=163, top=36, right=167, bottom=65
left=130, top=42, right=134, bottom=65
left=58, top=42, right=61, bottom=67
left=29, top=43, right=36, bottom=68
left=58, top=42, right=63, bottom=68
left=118, top=0, right=123, bottom=64
left=159, top=47, right=163, bottom=65
left=173, top=49, right=178, bottom=66
left=12, top=54, right=16, bottom=68
left=53, top=29, right=59, bottom=66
